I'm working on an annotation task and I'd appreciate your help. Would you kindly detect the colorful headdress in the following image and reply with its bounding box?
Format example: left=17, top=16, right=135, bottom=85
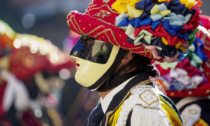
left=154, top=15, right=210, bottom=97
left=67, top=0, right=202, bottom=62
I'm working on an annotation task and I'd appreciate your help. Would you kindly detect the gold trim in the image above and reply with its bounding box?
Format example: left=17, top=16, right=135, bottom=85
left=87, top=25, right=105, bottom=36
left=89, top=3, right=97, bottom=8
left=68, top=15, right=105, bottom=36
left=86, top=4, right=118, bottom=14
left=182, top=114, right=196, bottom=122
left=94, top=28, right=146, bottom=50
left=68, top=15, right=82, bottom=34
left=136, top=104, right=159, bottom=110
left=98, top=18, right=115, bottom=26
left=144, top=47, right=147, bottom=57
left=149, top=50, right=152, bottom=59
left=103, top=0, right=111, bottom=3
left=105, top=31, right=114, bottom=45
left=139, top=90, right=159, bottom=106
left=72, top=15, right=85, bottom=34
left=67, top=14, right=148, bottom=55
left=103, top=79, right=151, bottom=126
left=204, top=46, right=210, bottom=51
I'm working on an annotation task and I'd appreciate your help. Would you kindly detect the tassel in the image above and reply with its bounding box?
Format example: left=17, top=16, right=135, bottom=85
left=131, top=106, right=170, bottom=126
left=116, top=85, right=171, bottom=126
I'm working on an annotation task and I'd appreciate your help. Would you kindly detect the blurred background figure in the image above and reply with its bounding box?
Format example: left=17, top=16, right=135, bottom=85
left=0, top=19, right=99, bottom=126
left=0, top=20, right=75, bottom=126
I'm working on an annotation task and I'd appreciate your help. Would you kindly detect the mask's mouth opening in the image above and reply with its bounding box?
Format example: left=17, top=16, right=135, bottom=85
left=70, top=35, right=113, bottom=64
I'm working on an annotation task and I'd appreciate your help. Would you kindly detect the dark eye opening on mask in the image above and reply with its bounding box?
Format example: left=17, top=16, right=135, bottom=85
left=70, top=35, right=113, bottom=64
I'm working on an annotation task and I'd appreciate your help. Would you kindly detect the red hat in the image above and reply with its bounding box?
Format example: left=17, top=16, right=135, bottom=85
left=67, top=0, right=202, bottom=62
left=10, top=34, right=74, bottom=80
left=9, top=34, right=49, bottom=80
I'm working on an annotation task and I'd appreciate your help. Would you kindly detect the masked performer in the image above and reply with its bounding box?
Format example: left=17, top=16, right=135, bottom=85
left=67, top=0, right=202, bottom=125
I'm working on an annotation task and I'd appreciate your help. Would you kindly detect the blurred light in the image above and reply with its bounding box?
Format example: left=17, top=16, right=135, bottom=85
left=0, top=23, right=6, bottom=33
left=30, top=40, right=39, bottom=53
left=34, top=109, right=42, bottom=118
left=39, top=43, right=48, bottom=55
left=50, top=52, right=59, bottom=64
left=13, top=39, right=21, bottom=49
left=22, top=13, right=35, bottom=29
left=21, top=37, right=29, bottom=46
left=59, top=68, right=71, bottom=80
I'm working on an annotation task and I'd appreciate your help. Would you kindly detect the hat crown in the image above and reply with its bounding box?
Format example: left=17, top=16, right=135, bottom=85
left=85, top=0, right=119, bottom=25
left=67, top=0, right=202, bottom=62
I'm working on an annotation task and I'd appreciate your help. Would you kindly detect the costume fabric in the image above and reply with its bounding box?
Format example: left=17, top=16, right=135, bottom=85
left=88, top=73, right=183, bottom=126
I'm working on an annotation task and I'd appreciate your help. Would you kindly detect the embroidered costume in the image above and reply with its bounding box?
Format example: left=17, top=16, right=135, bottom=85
left=99, top=74, right=183, bottom=126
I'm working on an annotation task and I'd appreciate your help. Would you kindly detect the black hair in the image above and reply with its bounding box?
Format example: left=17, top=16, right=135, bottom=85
left=96, top=49, right=158, bottom=92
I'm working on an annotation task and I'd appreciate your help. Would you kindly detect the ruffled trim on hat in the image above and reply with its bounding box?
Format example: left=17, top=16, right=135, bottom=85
left=112, top=0, right=202, bottom=61
left=154, top=30, right=210, bottom=97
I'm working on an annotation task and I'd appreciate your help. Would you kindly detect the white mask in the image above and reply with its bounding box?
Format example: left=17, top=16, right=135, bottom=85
left=70, top=36, right=120, bottom=90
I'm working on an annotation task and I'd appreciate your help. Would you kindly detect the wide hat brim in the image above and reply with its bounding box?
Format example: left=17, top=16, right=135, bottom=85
left=67, top=11, right=157, bottom=61
left=166, top=83, right=210, bottom=97
left=67, top=0, right=202, bottom=62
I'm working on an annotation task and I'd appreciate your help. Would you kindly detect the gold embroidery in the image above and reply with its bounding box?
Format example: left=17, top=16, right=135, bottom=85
left=67, top=14, right=148, bottom=54
left=147, top=50, right=152, bottom=59
left=139, top=90, right=159, bottom=106
left=182, top=114, right=196, bottom=122
left=103, top=0, right=111, bottom=3
left=94, top=29, right=115, bottom=41
left=98, top=18, right=115, bottom=26
left=68, top=15, right=82, bottom=34
left=94, top=28, right=146, bottom=52
left=144, top=47, right=147, bottom=56
left=136, top=104, right=160, bottom=110
left=94, top=9, right=111, bottom=19
left=105, top=31, right=114, bottom=45
left=188, top=109, right=198, bottom=115
left=72, top=15, right=85, bottom=34
left=103, top=79, right=151, bottom=126
left=86, top=4, right=118, bottom=14
left=86, top=25, right=105, bottom=36
left=67, top=13, right=72, bottom=27
left=204, top=45, right=210, bottom=51
left=69, top=15, right=105, bottom=36
left=89, top=3, right=97, bottom=8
